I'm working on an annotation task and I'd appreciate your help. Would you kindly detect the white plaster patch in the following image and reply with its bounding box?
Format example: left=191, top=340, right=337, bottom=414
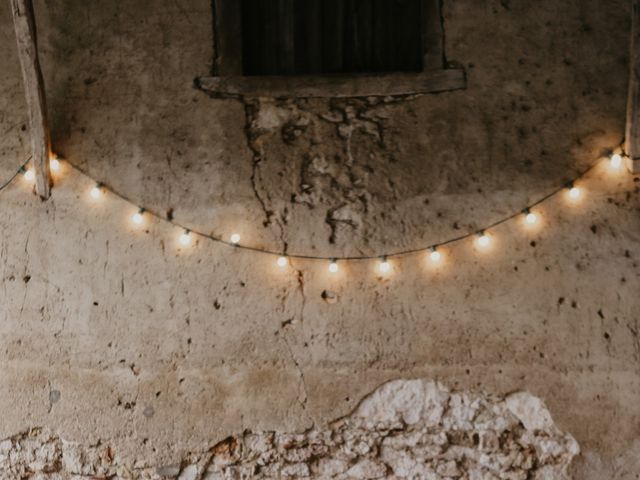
left=0, top=379, right=579, bottom=479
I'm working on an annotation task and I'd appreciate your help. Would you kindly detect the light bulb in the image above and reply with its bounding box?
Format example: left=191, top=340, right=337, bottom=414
left=568, top=186, right=581, bottom=199
left=525, top=211, right=537, bottom=225
left=328, top=261, right=339, bottom=273
left=50, top=158, right=60, bottom=172
left=277, top=256, right=288, bottom=267
left=430, top=249, right=441, bottom=263
left=378, top=259, right=391, bottom=274
left=610, top=153, right=623, bottom=170
left=179, top=231, right=191, bottom=246
left=24, top=168, right=35, bottom=182
left=476, top=233, right=490, bottom=248
left=230, top=233, right=241, bottom=244
left=90, top=185, right=101, bottom=199
left=131, top=211, right=144, bottom=225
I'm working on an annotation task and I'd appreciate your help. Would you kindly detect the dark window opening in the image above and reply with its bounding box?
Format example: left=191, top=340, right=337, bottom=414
left=241, top=0, right=424, bottom=76
left=199, top=0, right=465, bottom=98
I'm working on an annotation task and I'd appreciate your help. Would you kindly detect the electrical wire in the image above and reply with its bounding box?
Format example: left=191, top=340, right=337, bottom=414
left=0, top=157, right=31, bottom=193
left=1, top=154, right=605, bottom=262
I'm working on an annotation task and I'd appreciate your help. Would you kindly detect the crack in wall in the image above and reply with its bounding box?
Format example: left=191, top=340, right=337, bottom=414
left=238, top=96, right=406, bottom=247
left=243, top=101, right=275, bottom=229
left=276, top=268, right=310, bottom=427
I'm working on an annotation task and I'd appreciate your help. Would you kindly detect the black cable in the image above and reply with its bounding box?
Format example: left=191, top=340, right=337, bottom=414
left=0, top=157, right=31, bottom=193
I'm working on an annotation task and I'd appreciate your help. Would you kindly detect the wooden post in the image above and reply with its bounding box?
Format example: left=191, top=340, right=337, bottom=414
left=626, top=0, right=640, bottom=173
left=10, top=0, right=51, bottom=198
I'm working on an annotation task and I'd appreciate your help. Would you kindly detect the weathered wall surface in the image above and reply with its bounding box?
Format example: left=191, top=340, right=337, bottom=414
left=0, top=380, right=580, bottom=478
left=0, top=0, right=638, bottom=478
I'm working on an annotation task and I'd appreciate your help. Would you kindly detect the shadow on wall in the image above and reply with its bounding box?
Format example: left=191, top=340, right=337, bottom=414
left=0, top=378, right=579, bottom=479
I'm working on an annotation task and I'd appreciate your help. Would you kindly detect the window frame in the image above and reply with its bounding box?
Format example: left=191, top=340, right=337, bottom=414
left=197, top=0, right=466, bottom=99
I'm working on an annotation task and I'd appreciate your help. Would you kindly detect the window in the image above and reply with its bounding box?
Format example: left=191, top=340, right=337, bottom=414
left=197, top=0, right=466, bottom=98
left=242, top=0, right=423, bottom=76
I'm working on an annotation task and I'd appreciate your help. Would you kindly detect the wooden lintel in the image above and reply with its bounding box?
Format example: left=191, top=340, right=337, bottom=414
left=626, top=0, right=640, bottom=173
left=11, top=0, right=51, bottom=198
left=196, top=68, right=466, bottom=99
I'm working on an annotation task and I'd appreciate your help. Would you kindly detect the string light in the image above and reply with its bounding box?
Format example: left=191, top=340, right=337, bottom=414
left=179, top=230, right=192, bottom=246
left=378, top=257, right=391, bottom=274
left=90, top=183, right=102, bottom=200
left=610, top=153, right=623, bottom=170
left=131, top=209, right=145, bottom=226
left=524, top=209, right=538, bottom=225
left=476, top=232, right=491, bottom=248
left=2, top=146, right=623, bottom=273
left=567, top=183, right=581, bottom=200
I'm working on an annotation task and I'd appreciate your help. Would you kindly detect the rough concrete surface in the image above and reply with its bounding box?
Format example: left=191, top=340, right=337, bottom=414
left=0, top=0, right=639, bottom=478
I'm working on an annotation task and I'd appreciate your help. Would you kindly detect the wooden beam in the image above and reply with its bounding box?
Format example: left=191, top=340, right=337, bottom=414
left=196, top=68, right=466, bottom=99
left=11, top=0, right=51, bottom=198
left=626, top=0, right=640, bottom=173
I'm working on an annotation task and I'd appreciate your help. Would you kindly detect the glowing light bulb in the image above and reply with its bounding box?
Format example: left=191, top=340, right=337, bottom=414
left=476, top=233, right=490, bottom=248
left=277, top=256, right=288, bottom=267
left=131, top=210, right=144, bottom=225
left=610, top=153, right=623, bottom=170
left=525, top=211, right=538, bottom=225
left=378, top=259, right=391, bottom=274
left=90, top=184, right=102, bottom=199
left=50, top=158, right=60, bottom=172
left=568, top=186, right=581, bottom=199
left=230, top=233, right=241, bottom=244
left=179, top=230, right=191, bottom=246
left=328, top=261, right=339, bottom=273
left=24, top=168, right=35, bottom=181
left=430, top=249, right=441, bottom=263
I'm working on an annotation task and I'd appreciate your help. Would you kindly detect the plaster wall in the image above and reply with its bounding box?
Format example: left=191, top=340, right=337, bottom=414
left=0, top=0, right=638, bottom=478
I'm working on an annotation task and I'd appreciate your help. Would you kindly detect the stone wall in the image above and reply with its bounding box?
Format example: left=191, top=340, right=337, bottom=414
left=0, top=379, right=579, bottom=479
left=0, top=0, right=639, bottom=478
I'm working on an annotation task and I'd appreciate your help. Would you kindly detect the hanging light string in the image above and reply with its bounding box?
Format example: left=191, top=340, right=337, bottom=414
left=0, top=156, right=31, bottom=192
left=3, top=151, right=626, bottom=264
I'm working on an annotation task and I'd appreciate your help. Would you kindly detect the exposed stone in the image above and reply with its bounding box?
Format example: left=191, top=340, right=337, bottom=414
left=0, top=379, right=578, bottom=479
left=156, top=464, right=182, bottom=478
